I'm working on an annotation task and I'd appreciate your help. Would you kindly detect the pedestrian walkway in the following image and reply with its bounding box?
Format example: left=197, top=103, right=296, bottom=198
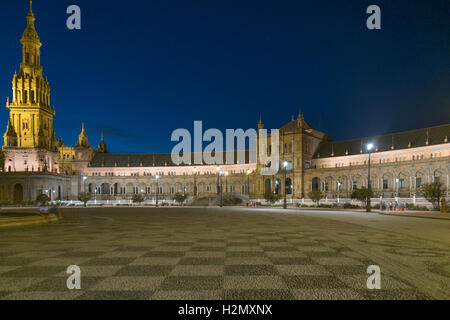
left=376, top=210, right=450, bottom=220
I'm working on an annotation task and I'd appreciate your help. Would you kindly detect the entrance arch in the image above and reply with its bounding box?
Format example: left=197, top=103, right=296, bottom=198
left=13, top=184, right=23, bottom=204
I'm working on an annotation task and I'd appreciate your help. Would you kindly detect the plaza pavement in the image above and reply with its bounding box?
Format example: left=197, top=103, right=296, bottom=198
left=0, top=207, right=449, bottom=300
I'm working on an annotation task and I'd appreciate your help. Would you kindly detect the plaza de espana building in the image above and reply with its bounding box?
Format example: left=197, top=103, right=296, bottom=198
left=1, top=4, right=449, bottom=205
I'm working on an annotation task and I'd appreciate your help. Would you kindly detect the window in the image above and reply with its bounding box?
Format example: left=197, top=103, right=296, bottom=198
left=416, top=178, right=422, bottom=188
left=398, top=179, right=405, bottom=189
left=312, top=177, right=320, bottom=191
left=352, top=181, right=357, bottom=190
left=383, top=179, right=388, bottom=189
left=305, top=160, right=311, bottom=169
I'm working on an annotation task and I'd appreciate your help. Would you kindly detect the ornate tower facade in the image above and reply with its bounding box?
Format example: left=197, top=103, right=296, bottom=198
left=2, top=1, right=60, bottom=173
left=4, top=1, right=55, bottom=150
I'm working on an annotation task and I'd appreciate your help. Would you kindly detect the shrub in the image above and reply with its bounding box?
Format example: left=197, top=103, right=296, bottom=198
left=343, top=203, right=360, bottom=209
left=132, top=194, right=145, bottom=204
left=405, top=203, right=429, bottom=211
left=222, top=193, right=243, bottom=206
left=264, top=191, right=281, bottom=205
left=420, top=181, right=445, bottom=210
left=307, top=190, right=324, bottom=207
left=78, top=192, right=92, bottom=207
left=351, top=187, right=374, bottom=206
left=173, top=192, right=187, bottom=205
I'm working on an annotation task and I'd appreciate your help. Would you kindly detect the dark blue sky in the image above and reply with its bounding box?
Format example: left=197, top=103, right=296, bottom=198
left=1, top=0, right=449, bottom=153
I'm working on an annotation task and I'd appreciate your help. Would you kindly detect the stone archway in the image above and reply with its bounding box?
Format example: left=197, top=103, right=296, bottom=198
left=13, top=184, right=23, bottom=204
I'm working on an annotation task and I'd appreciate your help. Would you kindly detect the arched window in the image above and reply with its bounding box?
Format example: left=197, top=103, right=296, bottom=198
left=285, top=178, right=292, bottom=195
left=312, top=177, right=320, bottom=191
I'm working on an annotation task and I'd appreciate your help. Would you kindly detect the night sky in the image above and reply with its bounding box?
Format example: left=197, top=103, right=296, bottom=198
left=0, top=0, right=448, bottom=153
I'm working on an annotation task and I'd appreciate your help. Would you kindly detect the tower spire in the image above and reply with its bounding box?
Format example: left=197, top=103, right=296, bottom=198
left=257, top=115, right=264, bottom=130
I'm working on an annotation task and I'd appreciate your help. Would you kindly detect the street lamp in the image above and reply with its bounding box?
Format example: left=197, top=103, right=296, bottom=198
left=155, top=175, right=160, bottom=207
left=192, top=167, right=198, bottom=197
left=283, top=161, right=288, bottom=209
left=366, top=143, right=374, bottom=212
left=337, top=181, right=342, bottom=203
left=82, top=176, right=87, bottom=192
left=225, top=171, right=229, bottom=193
left=246, top=169, right=251, bottom=196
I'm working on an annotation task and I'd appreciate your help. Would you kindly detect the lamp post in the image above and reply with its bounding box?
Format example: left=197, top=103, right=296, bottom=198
left=216, top=166, right=221, bottom=196
left=246, top=169, right=251, bottom=196
left=193, top=167, right=198, bottom=197
left=155, top=175, right=160, bottom=207
left=366, top=143, right=374, bottom=212
left=225, top=171, right=229, bottom=193
left=337, top=181, right=341, bottom=203
left=218, top=169, right=224, bottom=207
left=395, top=178, right=399, bottom=201
left=283, top=161, right=288, bottom=209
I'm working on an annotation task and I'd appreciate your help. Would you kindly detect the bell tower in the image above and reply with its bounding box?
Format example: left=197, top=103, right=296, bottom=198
left=2, top=1, right=60, bottom=173
left=4, top=0, right=55, bottom=150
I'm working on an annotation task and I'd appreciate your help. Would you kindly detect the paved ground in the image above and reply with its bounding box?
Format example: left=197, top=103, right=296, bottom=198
left=0, top=207, right=449, bottom=300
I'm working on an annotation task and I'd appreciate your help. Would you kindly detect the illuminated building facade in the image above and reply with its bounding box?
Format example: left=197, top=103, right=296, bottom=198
left=1, top=3, right=449, bottom=204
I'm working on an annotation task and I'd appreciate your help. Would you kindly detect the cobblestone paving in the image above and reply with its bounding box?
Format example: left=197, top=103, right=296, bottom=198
left=0, top=207, right=448, bottom=300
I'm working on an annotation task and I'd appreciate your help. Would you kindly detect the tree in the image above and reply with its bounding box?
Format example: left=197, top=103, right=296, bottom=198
left=173, top=192, right=187, bottom=206
left=351, top=187, right=374, bottom=206
left=421, top=181, right=445, bottom=210
left=36, top=194, right=50, bottom=206
left=78, top=192, right=92, bottom=207
left=307, top=189, right=324, bottom=207
left=264, top=190, right=281, bottom=205
left=132, top=193, right=145, bottom=204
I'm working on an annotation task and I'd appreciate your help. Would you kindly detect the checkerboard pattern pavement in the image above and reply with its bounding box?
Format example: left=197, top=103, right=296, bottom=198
left=0, top=208, right=432, bottom=300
